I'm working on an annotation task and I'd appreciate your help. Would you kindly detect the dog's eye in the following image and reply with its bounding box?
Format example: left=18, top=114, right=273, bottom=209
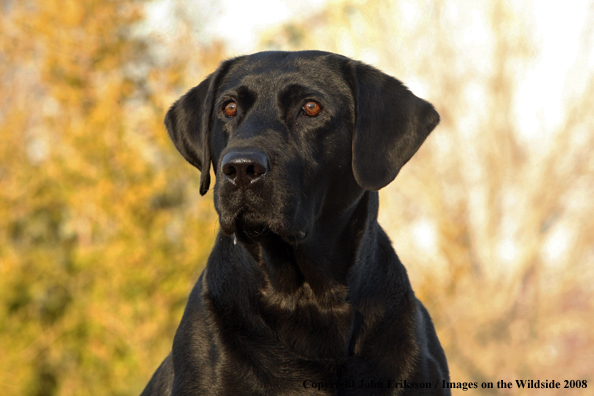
left=302, top=101, right=321, bottom=117
left=224, top=102, right=238, bottom=117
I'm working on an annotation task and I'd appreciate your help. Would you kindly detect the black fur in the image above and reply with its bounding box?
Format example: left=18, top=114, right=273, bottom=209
left=141, top=51, right=449, bottom=395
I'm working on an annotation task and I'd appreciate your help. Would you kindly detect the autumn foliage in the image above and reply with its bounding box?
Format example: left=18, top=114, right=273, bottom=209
left=1, top=1, right=223, bottom=395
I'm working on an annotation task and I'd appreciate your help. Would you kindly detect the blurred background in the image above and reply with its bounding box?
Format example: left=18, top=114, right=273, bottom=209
left=1, top=0, right=593, bottom=395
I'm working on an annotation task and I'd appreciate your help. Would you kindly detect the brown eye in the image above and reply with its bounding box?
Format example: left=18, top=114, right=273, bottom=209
left=224, top=101, right=237, bottom=117
left=302, top=101, right=321, bottom=117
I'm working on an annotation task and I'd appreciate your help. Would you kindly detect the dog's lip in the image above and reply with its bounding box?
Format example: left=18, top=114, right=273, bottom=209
left=236, top=229, right=307, bottom=245
left=228, top=212, right=307, bottom=244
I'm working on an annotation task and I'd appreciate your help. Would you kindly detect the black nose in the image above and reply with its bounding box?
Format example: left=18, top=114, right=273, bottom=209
left=221, top=150, right=268, bottom=188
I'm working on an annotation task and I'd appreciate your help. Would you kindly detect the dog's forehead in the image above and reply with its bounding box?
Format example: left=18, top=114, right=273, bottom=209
left=219, top=52, right=350, bottom=94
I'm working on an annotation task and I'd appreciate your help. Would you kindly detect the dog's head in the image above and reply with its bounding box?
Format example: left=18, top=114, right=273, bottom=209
left=165, top=51, right=439, bottom=243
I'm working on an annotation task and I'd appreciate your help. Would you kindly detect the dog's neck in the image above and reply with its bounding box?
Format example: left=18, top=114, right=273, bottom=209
left=244, top=190, right=378, bottom=301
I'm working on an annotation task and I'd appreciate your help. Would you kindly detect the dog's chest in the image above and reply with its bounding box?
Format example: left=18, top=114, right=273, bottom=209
left=203, top=291, right=363, bottom=394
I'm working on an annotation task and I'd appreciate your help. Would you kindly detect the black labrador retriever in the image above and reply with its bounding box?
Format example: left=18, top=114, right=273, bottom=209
left=141, top=51, right=449, bottom=395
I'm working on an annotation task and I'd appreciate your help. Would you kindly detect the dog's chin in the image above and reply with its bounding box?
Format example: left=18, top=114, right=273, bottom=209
left=219, top=212, right=307, bottom=244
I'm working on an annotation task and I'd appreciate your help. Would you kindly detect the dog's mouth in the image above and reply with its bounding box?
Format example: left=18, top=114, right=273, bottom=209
left=234, top=217, right=270, bottom=241
left=215, top=178, right=310, bottom=244
left=220, top=208, right=307, bottom=244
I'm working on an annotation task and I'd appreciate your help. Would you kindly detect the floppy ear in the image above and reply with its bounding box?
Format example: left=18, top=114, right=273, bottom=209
left=164, top=60, right=235, bottom=195
left=351, top=62, right=440, bottom=191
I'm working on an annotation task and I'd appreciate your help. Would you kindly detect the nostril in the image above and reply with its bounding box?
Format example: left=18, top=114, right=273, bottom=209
left=246, top=164, right=266, bottom=178
left=251, top=162, right=266, bottom=177
left=223, top=164, right=237, bottom=178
